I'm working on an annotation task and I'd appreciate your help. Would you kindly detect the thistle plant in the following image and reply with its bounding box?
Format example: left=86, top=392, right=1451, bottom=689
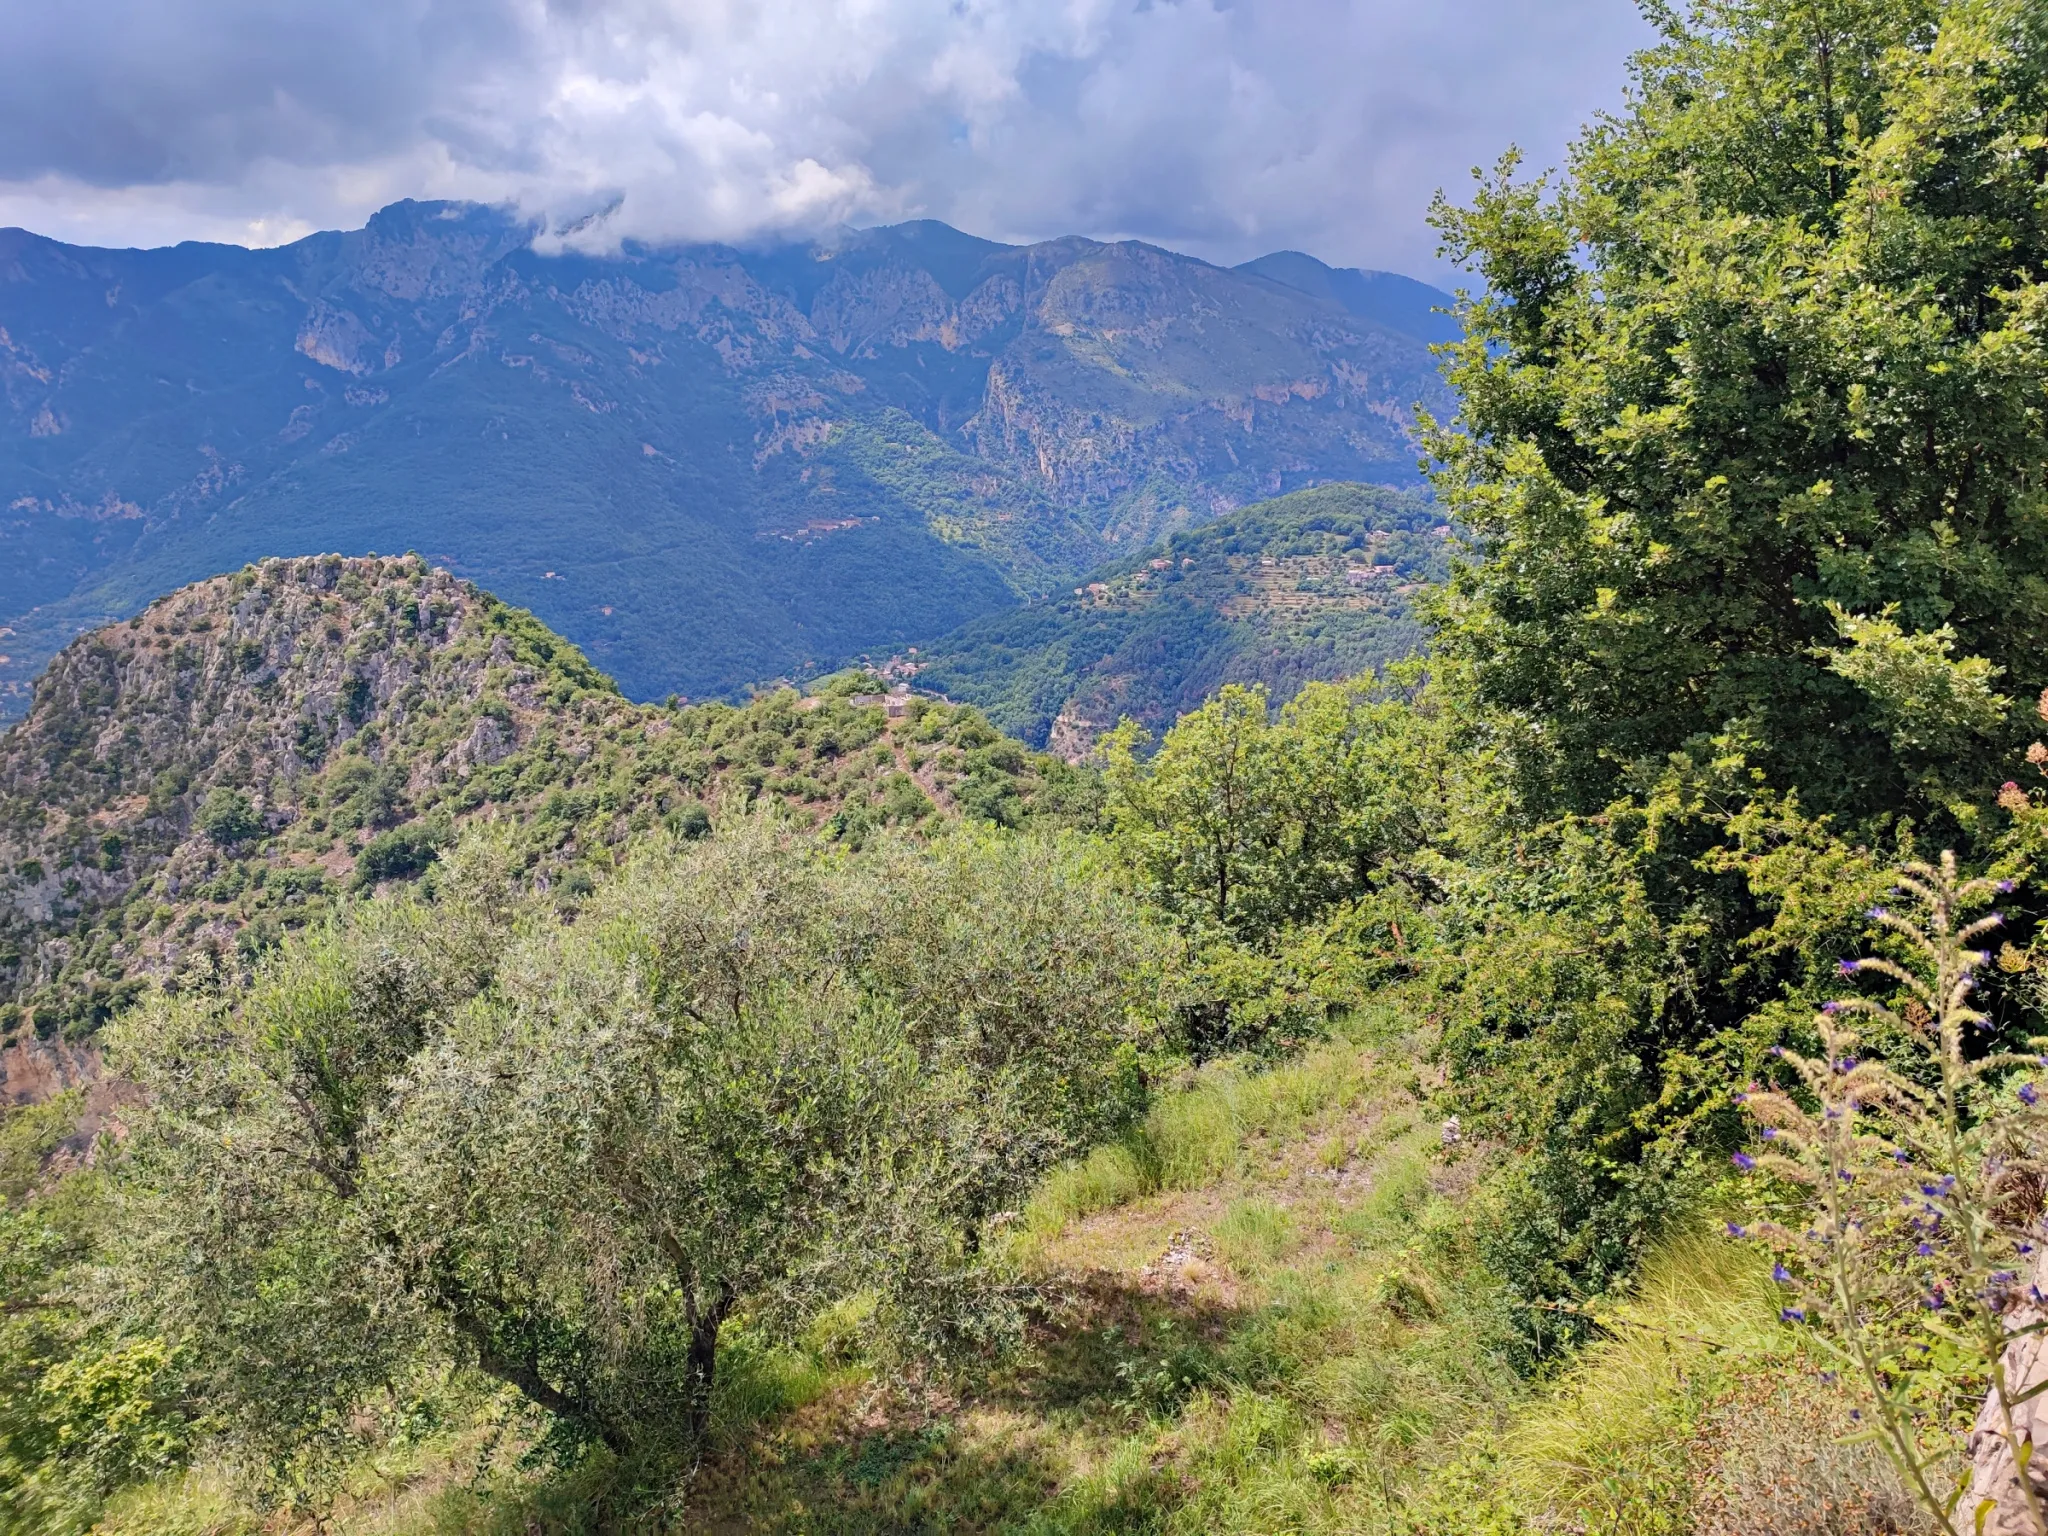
left=1734, top=854, right=2048, bottom=1535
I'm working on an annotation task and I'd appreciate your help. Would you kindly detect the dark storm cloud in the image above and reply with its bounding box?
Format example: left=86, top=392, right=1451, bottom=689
left=0, top=0, right=1651, bottom=277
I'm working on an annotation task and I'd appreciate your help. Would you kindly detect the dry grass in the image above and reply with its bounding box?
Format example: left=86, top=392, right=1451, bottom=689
left=1687, top=1376, right=1943, bottom=1536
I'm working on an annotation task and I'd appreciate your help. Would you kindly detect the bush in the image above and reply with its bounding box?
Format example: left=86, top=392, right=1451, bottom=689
left=194, top=789, right=258, bottom=846
left=352, top=825, right=441, bottom=886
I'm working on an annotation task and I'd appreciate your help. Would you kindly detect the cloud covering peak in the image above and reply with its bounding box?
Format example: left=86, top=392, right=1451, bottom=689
left=0, top=0, right=1649, bottom=276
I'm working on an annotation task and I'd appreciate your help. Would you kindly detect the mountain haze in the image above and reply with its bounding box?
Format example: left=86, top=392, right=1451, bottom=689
left=0, top=202, right=1456, bottom=716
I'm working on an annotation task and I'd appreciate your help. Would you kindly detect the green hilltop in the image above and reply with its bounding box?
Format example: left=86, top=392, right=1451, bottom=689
left=0, top=555, right=1092, bottom=1040
left=910, top=483, right=1448, bottom=753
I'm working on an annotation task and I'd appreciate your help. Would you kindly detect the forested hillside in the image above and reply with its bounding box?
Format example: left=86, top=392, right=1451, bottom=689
left=0, top=554, right=1091, bottom=1050
left=9, top=2, right=2048, bottom=1534
left=912, top=482, right=1448, bottom=753
left=0, top=212, right=1453, bottom=714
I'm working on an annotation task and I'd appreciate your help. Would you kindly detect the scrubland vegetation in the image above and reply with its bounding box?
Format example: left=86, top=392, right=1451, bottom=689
left=10, top=0, right=2048, bottom=1530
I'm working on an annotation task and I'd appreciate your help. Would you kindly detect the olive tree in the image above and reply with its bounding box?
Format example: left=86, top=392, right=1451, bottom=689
left=846, top=826, right=1180, bottom=1250
left=102, top=814, right=1165, bottom=1486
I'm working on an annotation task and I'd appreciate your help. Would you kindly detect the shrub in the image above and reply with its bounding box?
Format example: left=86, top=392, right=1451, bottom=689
left=194, top=789, right=258, bottom=846
left=1736, top=854, right=2046, bottom=1533
left=352, top=825, right=440, bottom=886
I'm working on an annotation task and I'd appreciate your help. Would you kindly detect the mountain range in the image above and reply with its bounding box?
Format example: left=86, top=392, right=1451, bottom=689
left=0, top=201, right=1456, bottom=715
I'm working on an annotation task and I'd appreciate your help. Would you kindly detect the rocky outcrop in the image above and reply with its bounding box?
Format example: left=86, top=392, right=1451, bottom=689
left=0, top=554, right=626, bottom=1032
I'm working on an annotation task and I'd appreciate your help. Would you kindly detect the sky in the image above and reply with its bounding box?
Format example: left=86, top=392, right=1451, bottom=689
left=0, top=0, right=1652, bottom=281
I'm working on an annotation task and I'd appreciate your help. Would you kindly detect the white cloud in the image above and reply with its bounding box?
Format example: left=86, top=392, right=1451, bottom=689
left=0, top=0, right=1651, bottom=277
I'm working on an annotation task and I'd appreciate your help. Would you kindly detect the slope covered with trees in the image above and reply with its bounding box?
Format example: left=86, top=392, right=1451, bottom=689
left=10, top=2, right=2048, bottom=1533
left=0, top=555, right=1094, bottom=1046
left=911, top=483, right=1449, bottom=754
left=0, top=212, right=1454, bottom=714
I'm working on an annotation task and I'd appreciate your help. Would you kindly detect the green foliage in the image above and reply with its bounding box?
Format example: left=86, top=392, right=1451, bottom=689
left=1103, top=666, right=1467, bottom=1050
left=1, top=1094, right=189, bottom=1536
left=1428, top=0, right=2048, bottom=830
left=0, top=557, right=1097, bottom=1036
left=1820, top=602, right=2010, bottom=765
left=917, top=483, right=1450, bottom=750
left=194, top=788, right=258, bottom=847
left=97, top=814, right=1171, bottom=1498
left=354, top=823, right=444, bottom=886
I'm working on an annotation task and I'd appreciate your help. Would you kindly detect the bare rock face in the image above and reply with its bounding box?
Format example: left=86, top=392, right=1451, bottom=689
left=0, top=1032, right=97, bottom=1107
left=0, top=1033, right=131, bottom=1169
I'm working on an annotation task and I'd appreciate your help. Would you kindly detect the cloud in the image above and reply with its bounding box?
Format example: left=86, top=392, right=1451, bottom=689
left=0, top=0, right=1651, bottom=278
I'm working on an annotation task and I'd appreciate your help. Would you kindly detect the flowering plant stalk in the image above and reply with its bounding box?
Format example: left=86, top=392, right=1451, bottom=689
left=1735, top=854, right=2048, bottom=1535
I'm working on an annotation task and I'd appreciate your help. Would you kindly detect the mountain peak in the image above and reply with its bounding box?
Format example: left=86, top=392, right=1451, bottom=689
left=1236, top=250, right=1460, bottom=345
left=0, top=201, right=1453, bottom=720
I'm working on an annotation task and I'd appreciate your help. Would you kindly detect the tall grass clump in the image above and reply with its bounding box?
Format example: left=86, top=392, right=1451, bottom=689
left=1019, top=1040, right=1383, bottom=1243
left=1145, top=1043, right=1378, bottom=1190
left=1496, top=1233, right=1786, bottom=1534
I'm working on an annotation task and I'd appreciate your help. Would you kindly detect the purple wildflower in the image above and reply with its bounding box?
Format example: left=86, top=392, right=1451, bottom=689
left=2023, top=1083, right=2040, bottom=1107
left=1773, top=1263, right=1792, bottom=1283
left=1918, top=1243, right=1935, bottom=1256
left=2000, top=880, right=2017, bottom=893
left=1732, top=1151, right=1756, bottom=1172
left=1726, top=1222, right=1747, bottom=1237
left=1839, top=959, right=1860, bottom=977
left=1781, top=1307, right=1806, bottom=1323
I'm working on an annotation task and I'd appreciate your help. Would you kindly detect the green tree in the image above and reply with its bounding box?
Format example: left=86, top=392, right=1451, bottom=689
left=100, top=817, right=1160, bottom=1491
left=1102, top=668, right=1476, bottom=1048
left=1429, top=0, right=2048, bottom=828
left=0, top=1098, right=185, bottom=1535
left=849, top=826, right=1177, bottom=1247
left=194, top=788, right=259, bottom=846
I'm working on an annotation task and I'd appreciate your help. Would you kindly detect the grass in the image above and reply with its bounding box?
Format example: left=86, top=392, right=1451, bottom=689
left=100, top=1026, right=1870, bottom=1535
